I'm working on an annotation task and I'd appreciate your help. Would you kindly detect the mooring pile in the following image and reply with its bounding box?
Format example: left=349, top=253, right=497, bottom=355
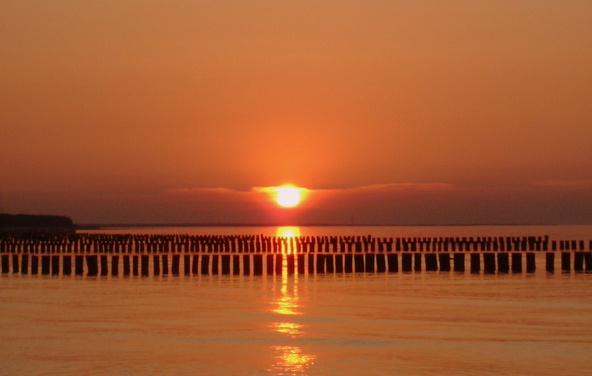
left=1, top=232, right=591, bottom=277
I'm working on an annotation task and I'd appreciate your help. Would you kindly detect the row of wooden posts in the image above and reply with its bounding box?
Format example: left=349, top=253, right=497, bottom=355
left=2, top=250, right=592, bottom=277
left=1, top=233, right=591, bottom=254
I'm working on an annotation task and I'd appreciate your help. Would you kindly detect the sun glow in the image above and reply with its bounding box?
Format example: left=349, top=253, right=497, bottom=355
left=275, top=186, right=302, bottom=208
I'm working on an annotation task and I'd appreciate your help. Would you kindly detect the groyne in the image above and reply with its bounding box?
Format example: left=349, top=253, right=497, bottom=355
left=1, top=233, right=591, bottom=277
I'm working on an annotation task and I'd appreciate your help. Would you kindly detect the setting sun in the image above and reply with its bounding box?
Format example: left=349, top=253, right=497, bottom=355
left=276, top=186, right=302, bottom=208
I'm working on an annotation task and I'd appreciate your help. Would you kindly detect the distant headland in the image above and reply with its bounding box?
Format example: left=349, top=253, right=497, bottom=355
left=0, top=214, right=75, bottom=231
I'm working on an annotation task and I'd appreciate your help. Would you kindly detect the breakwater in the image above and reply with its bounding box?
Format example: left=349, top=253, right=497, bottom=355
left=1, top=232, right=591, bottom=277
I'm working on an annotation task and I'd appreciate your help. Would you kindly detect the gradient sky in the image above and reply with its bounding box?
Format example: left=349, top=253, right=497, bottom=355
left=1, top=1, right=591, bottom=225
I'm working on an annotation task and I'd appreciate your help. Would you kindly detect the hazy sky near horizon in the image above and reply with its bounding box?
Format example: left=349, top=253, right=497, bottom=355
left=1, top=1, right=591, bottom=225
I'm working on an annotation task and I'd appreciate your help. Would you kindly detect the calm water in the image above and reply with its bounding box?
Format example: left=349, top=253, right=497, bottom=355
left=1, top=225, right=592, bottom=375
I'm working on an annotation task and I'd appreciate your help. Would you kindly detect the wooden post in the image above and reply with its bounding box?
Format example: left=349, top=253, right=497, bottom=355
left=413, top=253, right=422, bottom=272
left=483, top=253, right=496, bottom=274
left=211, top=255, right=219, bottom=275
left=335, top=254, right=344, bottom=273
left=111, top=255, right=119, bottom=276
left=511, top=253, right=522, bottom=273
left=401, top=253, right=412, bottom=272
left=1, top=255, right=9, bottom=274
left=20, top=254, right=29, bottom=275
left=308, top=254, right=315, bottom=274
left=191, top=255, right=199, bottom=275
left=561, top=252, right=570, bottom=272
left=376, top=254, right=386, bottom=273
left=545, top=253, right=554, bottom=273
left=352, top=254, right=363, bottom=273
left=86, top=255, right=98, bottom=276
left=201, top=255, right=210, bottom=275
left=152, top=255, right=160, bottom=276
left=243, top=254, right=251, bottom=276
left=574, top=252, right=584, bottom=272
left=100, top=255, right=109, bottom=276
left=526, top=253, right=536, bottom=273
left=324, top=255, right=334, bottom=273
left=439, top=253, right=451, bottom=272
left=122, top=255, right=130, bottom=275
left=344, top=254, right=354, bottom=273
left=253, top=254, right=263, bottom=275
left=162, top=255, right=169, bottom=276
left=453, top=253, right=465, bottom=272
left=387, top=253, right=398, bottom=272
left=49, top=255, right=59, bottom=275
left=266, top=254, right=274, bottom=275
left=142, top=255, right=150, bottom=276
left=171, top=254, right=181, bottom=276
left=425, top=254, right=438, bottom=271
left=365, top=254, right=375, bottom=273
left=497, top=253, right=509, bottom=274
left=274, top=254, right=282, bottom=275
left=183, top=255, right=191, bottom=276
left=584, top=252, right=592, bottom=272
left=316, top=254, right=326, bottom=274
left=31, top=255, right=39, bottom=275
left=470, top=253, right=480, bottom=273
left=12, top=255, right=19, bottom=274
left=75, top=255, right=84, bottom=276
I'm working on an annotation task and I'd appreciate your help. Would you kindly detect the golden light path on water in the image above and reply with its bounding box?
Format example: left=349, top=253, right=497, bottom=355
left=267, top=227, right=316, bottom=375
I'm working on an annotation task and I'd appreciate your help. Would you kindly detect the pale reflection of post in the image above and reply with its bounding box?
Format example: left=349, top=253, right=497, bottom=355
left=268, top=227, right=316, bottom=374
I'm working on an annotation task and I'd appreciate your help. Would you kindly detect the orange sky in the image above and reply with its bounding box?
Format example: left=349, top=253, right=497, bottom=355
left=1, top=1, right=591, bottom=225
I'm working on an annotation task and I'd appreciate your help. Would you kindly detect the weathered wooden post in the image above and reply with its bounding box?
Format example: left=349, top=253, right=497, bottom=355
left=41, top=255, right=51, bottom=275
left=401, top=253, right=412, bottom=272
left=413, top=253, right=422, bottom=272
left=584, top=252, right=592, bottom=272
left=230, top=255, right=239, bottom=275
left=354, top=254, right=365, bottom=273
left=470, top=253, right=480, bottom=273
left=31, top=255, right=39, bottom=275
left=365, top=254, right=375, bottom=273
left=511, top=253, right=522, bottom=273
left=12, top=254, right=19, bottom=274
left=274, top=254, right=282, bottom=275
left=100, top=255, right=108, bottom=276
left=308, top=254, right=315, bottom=274
left=111, top=255, right=119, bottom=276
left=497, top=253, right=509, bottom=273
left=387, top=253, right=398, bottom=272
left=75, top=255, right=84, bottom=276
left=376, top=254, right=386, bottom=273
left=425, top=253, right=438, bottom=271
left=561, top=252, right=570, bottom=272
left=439, top=253, right=451, bottom=272
left=20, top=254, right=29, bottom=275
left=201, top=255, right=210, bottom=275
left=86, top=255, right=98, bottom=276
left=50, top=255, right=60, bottom=275
left=526, top=253, right=536, bottom=273
left=253, top=254, right=263, bottom=275
left=483, top=253, right=496, bottom=274
left=172, top=254, right=181, bottom=276
left=1, top=255, right=9, bottom=274
left=152, top=255, right=160, bottom=276
left=266, top=254, right=274, bottom=275
left=138, top=255, right=147, bottom=276
left=211, top=255, right=219, bottom=275
left=574, top=252, right=584, bottom=272
left=243, top=254, right=251, bottom=275
left=286, top=254, right=295, bottom=275
left=316, top=254, right=326, bottom=274
left=453, top=253, right=465, bottom=272
left=545, top=253, right=554, bottom=273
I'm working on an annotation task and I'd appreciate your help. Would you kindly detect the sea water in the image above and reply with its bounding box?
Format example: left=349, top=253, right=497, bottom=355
left=1, top=225, right=591, bottom=375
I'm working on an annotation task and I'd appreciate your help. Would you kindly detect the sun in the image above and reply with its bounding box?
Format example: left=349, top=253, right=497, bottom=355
left=275, top=186, right=303, bottom=208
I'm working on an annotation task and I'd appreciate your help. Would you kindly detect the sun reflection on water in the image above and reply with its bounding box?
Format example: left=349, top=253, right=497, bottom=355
left=269, top=346, right=316, bottom=375
left=268, top=226, right=316, bottom=374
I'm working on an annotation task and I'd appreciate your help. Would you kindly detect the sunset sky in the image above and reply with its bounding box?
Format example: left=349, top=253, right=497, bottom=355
left=1, top=1, right=591, bottom=225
